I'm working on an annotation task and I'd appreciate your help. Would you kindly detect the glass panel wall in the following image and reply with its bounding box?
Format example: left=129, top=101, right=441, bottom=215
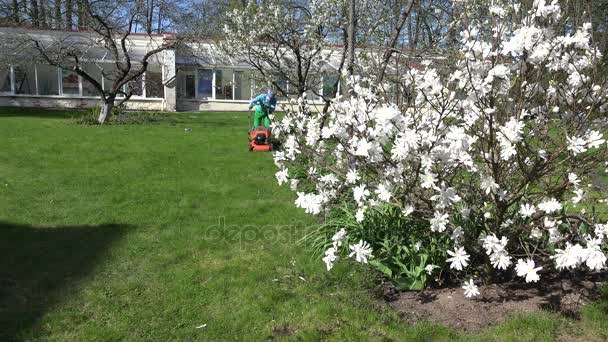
left=101, top=63, right=126, bottom=94
left=145, top=64, right=164, bottom=98
left=197, top=69, right=213, bottom=99
left=306, top=78, right=322, bottom=102
left=14, top=65, right=36, bottom=94
left=271, top=75, right=288, bottom=101
left=233, top=70, right=252, bottom=100
left=322, top=74, right=339, bottom=99
left=37, top=65, right=59, bottom=95
left=62, top=69, right=80, bottom=95
left=0, top=67, right=11, bottom=93
left=82, top=63, right=102, bottom=96
left=127, top=74, right=143, bottom=96
left=177, top=67, right=195, bottom=99
left=252, top=73, right=268, bottom=97
left=215, top=69, right=233, bottom=100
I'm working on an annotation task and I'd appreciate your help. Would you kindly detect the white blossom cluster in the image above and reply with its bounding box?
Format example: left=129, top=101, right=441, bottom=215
left=321, top=228, right=373, bottom=271
left=265, top=1, right=608, bottom=297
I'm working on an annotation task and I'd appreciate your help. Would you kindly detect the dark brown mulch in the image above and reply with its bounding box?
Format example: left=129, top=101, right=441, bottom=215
left=387, top=273, right=607, bottom=331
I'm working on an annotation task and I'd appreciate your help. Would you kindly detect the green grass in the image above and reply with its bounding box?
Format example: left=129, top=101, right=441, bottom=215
left=1, top=107, right=607, bottom=341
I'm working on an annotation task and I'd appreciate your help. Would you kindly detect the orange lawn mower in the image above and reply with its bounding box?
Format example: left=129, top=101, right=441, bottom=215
left=248, top=108, right=273, bottom=152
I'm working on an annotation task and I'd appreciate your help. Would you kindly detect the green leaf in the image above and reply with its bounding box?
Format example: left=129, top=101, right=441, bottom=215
left=369, top=259, right=393, bottom=278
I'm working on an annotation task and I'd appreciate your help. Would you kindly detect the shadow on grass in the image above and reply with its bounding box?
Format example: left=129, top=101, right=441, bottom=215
left=0, top=221, right=130, bottom=340
left=0, top=107, right=85, bottom=119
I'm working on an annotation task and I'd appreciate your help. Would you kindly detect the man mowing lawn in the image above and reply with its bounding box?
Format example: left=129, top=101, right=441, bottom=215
left=248, top=92, right=276, bottom=128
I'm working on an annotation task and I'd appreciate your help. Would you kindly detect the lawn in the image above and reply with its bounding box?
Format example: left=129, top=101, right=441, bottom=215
left=0, top=107, right=607, bottom=341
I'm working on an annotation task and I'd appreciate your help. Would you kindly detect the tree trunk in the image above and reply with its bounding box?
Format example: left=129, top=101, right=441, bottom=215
left=346, top=0, right=355, bottom=96
left=77, top=0, right=84, bottom=29
left=54, top=0, right=61, bottom=29
left=39, top=0, right=47, bottom=27
left=12, top=0, right=20, bottom=24
left=30, top=0, right=39, bottom=26
left=65, top=0, right=72, bottom=30
left=98, top=98, right=114, bottom=124
left=146, top=0, right=154, bottom=34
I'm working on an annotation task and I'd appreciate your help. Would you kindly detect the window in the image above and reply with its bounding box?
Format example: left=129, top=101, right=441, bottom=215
left=306, top=77, right=322, bottom=102
left=62, top=69, right=80, bottom=95
left=127, top=74, right=143, bottom=97
left=37, top=65, right=59, bottom=95
left=271, top=76, right=288, bottom=101
left=145, top=65, right=164, bottom=98
left=197, top=69, right=213, bottom=99
left=14, top=65, right=36, bottom=95
left=234, top=70, right=253, bottom=100
left=177, top=67, right=195, bottom=99
left=322, top=74, right=339, bottom=99
left=215, top=69, right=233, bottom=100
left=82, top=63, right=102, bottom=97
left=252, top=73, right=268, bottom=97
left=101, top=63, right=128, bottom=95
left=0, top=67, right=11, bottom=93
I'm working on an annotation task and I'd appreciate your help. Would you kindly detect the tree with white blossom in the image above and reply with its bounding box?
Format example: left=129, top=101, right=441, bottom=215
left=271, top=0, right=608, bottom=298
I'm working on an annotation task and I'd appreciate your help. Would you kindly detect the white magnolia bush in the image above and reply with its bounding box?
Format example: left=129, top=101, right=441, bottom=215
left=273, top=1, right=608, bottom=297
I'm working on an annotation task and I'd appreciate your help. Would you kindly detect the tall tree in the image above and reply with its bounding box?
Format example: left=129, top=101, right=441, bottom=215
left=30, top=0, right=39, bottom=26
left=54, top=0, right=62, bottom=29
left=65, top=0, right=72, bottom=29
left=6, top=0, right=178, bottom=123
left=12, top=0, right=20, bottom=24
left=76, top=0, right=85, bottom=29
left=39, top=0, right=47, bottom=27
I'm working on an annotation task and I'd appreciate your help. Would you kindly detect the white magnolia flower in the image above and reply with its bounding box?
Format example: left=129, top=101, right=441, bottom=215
left=538, top=198, right=562, bottom=213
left=585, top=130, right=605, bottom=149
left=530, top=228, right=543, bottom=239
left=480, top=175, right=500, bottom=195
left=355, top=208, right=365, bottom=223
left=568, top=173, right=581, bottom=187
left=295, top=192, right=323, bottom=215
left=402, top=206, right=414, bottom=217
left=430, top=212, right=449, bottom=232
left=275, top=168, right=289, bottom=186
left=421, top=172, right=437, bottom=189
left=346, top=169, right=360, bottom=184
left=447, top=246, right=470, bottom=271
left=584, top=247, right=607, bottom=271
left=289, top=179, right=299, bottom=191
left=519, top=203, right=536, bottom=218
left=462, top=279, right=480, bottom=298
left=425, top=264, right=439, bottom=275
left=481, top=234, right=508, bottom=254
left=595, top=224, right=608, bottom=239
left=431, top=184, right=461, bottom=209
left=353, top=185, right=370, bottom=204
left=515, top=259, right=542, bottom=283
left=349, top=240, right=373, bottom=263
left=451, top=226, right=464, bottom=242
left=572, top=189, right=585, bottom=205
left=354, top=138, right=372, bottom=157
left=491, top=251, right=512, bottom=270
left=322, top=247, right=338, bottom=271
left=375, top=183, right=392, bottom=202
left=567, top=136, right=588, bottom=155
left=584, top=236, right=607, bottom=271
left=331, top=228, right=347, bottom=247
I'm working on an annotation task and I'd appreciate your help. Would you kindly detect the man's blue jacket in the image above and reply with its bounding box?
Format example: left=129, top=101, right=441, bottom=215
left=249, top=93, right=277, bottom=113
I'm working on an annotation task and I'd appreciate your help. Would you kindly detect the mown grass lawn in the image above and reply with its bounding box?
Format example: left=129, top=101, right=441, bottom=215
left=1, top=107, right=607, bottom=341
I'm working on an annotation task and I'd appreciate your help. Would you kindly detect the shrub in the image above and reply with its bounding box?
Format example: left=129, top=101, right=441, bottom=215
left=76, top=106, right=166, bottom=125
left=275, top=1, right=608, bottom=296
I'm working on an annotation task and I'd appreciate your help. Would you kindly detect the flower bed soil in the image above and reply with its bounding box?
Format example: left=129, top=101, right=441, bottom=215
left=386, top=273, right=607, bottom=331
